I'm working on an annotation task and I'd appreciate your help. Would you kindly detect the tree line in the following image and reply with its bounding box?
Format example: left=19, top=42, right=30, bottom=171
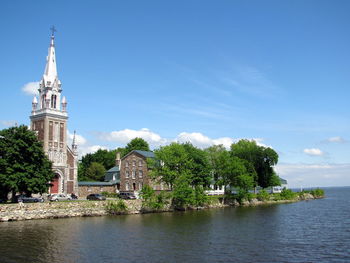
left=0, top=125, right=280, bottom=204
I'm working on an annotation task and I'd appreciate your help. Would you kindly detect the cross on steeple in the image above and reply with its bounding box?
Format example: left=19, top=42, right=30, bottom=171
left=50, top=26, right=57, bottom=37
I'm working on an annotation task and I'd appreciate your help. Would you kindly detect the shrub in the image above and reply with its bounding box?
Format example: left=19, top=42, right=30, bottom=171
left=105, top=200, right=128, bottom=214
left=236, top=189, right=250, bottom=204
left=310, top=188, right=325, bottom=198
left=140, top=185, right=170, bottom=211
left=192, top=186, right=208, bottom=207
left=280, top=188, right=297, bottom=200
left=257, top=189, right=270, bottom=201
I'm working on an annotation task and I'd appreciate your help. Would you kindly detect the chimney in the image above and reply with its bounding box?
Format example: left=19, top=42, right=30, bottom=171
left=116, top=152, right=121, bottom=167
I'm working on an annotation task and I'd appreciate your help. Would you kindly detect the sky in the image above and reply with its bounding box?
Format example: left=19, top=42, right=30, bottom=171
left=0, top=0, right=349, bottom=188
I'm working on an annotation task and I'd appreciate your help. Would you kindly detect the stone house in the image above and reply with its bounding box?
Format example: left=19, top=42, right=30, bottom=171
left=120, top=150, right=166, bottom=195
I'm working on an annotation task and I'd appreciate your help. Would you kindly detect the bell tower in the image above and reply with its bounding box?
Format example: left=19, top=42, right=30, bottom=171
left=30, top=28, right=78, bottom=195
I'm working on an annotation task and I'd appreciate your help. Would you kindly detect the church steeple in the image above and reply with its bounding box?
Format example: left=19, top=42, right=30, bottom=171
left=35, top=27, right=64, bottom=113
left=30, top=29, right=78, bottom=195
left=43, top=34, right=58, bottom=82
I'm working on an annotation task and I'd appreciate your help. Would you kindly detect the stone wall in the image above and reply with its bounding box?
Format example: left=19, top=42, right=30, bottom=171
left=78, top=185, right=117, bottom=198
left=0, top=200, right=142, bottom=222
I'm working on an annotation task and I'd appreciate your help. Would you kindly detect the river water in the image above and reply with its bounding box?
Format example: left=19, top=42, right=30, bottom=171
left=0, top=187, right=349, bottom=263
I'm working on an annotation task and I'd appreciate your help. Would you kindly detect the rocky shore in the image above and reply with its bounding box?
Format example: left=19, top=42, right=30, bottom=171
left=0, top=193, right=321, bottom=222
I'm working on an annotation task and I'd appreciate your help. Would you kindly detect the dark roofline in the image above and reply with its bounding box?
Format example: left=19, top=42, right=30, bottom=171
left=121, top=150, right=155, bottom=160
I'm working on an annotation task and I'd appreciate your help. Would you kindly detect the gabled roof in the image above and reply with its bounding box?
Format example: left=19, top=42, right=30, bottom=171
left=134, top=150, right=155, bottom=158
left=104, top=165, right=120, bottom=182
left=122, top=150, right=155, bottom=160
left=106, top=166, right=119, bottom=173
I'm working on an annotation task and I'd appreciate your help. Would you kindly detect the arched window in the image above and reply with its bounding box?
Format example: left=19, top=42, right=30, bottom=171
left=51, top=95, right=57, bottom=108
left=41, top=95, right=46, bottom=109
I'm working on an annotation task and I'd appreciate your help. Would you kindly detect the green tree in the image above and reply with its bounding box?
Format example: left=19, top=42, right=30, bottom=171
left=150, top=142, right=191, bottom=190
left=123, top=137, right=150, bottom=156
left=230, top=139, right=279, bottom=188
left=205, top=145, right=227, bottom=185
left=172, top=174, right=195, bottom=209
left=0, top=125, right=53, bottom=201
left=85, top=162, right=106, bottom=181
left=182, top=142, right=211, bottom=187
left=79, top=149, right=117, bottom=181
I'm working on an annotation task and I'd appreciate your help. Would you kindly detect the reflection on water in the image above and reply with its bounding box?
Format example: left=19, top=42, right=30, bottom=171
left=0, top=187, right=349, bottom=263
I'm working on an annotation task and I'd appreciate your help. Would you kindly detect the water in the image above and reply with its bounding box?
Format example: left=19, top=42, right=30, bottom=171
left=0, top=187, right=349, bottom=263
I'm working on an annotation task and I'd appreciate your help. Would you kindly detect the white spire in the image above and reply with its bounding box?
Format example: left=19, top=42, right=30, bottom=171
left=43, top=35, right=58, bottom=82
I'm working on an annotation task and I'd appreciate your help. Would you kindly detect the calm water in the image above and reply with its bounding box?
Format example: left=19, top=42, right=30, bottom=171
left=0, top=187, right=349, bottom=263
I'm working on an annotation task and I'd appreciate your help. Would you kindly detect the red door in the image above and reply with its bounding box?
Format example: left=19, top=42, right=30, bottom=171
left=50, top=175, right=59, bottom=193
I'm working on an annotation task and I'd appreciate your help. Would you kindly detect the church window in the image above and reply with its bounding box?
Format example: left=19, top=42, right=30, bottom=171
left=125, top=170, right=129, bottom=178
left=138, top=160, right=143, bottom=167
left=125, top=161, right=129, bottom=168
left=126, top=183, right=129, bottom=191
left=49, top=121, right=53, bottom=141
left=132, top=170, right=136, bottom=179
left=139, top=170, right=143, bottom=178
left=41, top=95, right=46, bottom=109
left=132, top=160, right=136, bottom=167
left=138, top=182, right=143, bottom=190
left=51, top=95, right=57, bottom=108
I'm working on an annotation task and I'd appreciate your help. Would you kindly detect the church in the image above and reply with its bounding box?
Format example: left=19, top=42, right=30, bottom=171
left=30, top=30, right=78, bottom=195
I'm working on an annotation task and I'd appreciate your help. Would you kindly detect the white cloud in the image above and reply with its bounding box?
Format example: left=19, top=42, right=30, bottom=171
left=303, top=148, right=324, bottom=156
left=275, top=163, right=350, bottom=188
left=325, top=136, right=347, bottom=143
left=22, top=81, right=39, bottom=96
left=67, top=130, right=87, bottom=146
left=176, top=132, right=214, bottom=148
left=66, top=131, right=107, bottom=156
left=98, top=128, right=270, bottom=150
left=100, top=128, right=168, bottom=147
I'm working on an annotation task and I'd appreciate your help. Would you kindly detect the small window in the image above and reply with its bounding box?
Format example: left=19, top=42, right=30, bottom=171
left=138, top=160, right=143, bottom=167
left=125, top=170, right=129, bottom=178
left=138, top=182, right=143, bottom=190
left=132, top=170, right=136, bottom=179
left=126, top=183, right=129, bottom=191
left=139, top=170, right=143, bottom=178
left=132, top=160, right=136, bottom=167
left=125, top=161, right=129, bottom=168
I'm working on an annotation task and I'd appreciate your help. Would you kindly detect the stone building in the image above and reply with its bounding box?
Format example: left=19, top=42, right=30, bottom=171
left=30, top=31, right=78, bottom=195
left=120, top=150, right=166, bottom=195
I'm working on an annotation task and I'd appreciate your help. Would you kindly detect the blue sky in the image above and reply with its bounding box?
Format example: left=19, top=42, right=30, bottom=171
left=1, top=0, right=349, bottom=187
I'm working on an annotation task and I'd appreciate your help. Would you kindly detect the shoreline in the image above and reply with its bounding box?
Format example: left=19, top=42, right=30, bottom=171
left=0, top=193, right=322, bottom=222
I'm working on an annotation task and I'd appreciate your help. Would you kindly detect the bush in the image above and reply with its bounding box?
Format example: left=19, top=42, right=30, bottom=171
left=257, top=189, right=270, bottom=201
left=105, top=200, right=128, bottom=214
left=236, top=189, right=250, bottom=204
left=172, top=176, right=195, bottom=209
left=310, top=188, right=324, bottom=198
left=280, top=188, right=297, bottom=200
left=192, top=186, right=208, bottom=207
left=140, top=185, right=170, bottom=211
